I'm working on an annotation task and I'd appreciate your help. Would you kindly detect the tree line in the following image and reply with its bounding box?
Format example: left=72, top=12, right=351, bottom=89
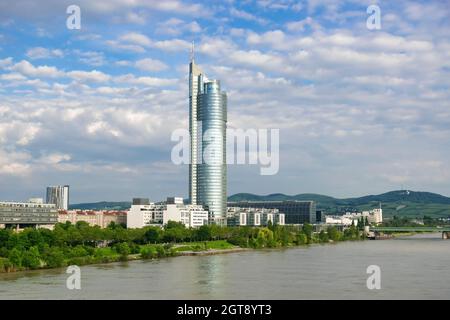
left=0, top=221, right=362, bottom=272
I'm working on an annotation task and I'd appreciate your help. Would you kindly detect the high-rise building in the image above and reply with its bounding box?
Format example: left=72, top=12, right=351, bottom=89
left=189, top=46, right=227, bottom=224
left=46, top=185, right=69, bottom=210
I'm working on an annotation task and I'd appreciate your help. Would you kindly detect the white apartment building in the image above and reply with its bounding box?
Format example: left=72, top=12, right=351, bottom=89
left=127, top=199, right=164, bottom=229
left=325, top=208, right=383, bottom=226
left=343, top=208, right=383, bottom=225
left=127, top=197, right=208, bottom=229
left=325, top=215, right=355, bottom=226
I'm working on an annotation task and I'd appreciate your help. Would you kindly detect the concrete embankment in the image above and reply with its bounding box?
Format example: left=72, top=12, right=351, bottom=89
left=177, top=248, right=250, bottom=256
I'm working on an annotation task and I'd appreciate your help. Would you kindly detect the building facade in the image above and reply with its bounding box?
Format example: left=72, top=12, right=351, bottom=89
left=127, top=197, right=209, bottom=229
left=58, top=210, right=127, bottom=228
left=189, top=54, right=227, bottom=225
left=227, top=207, right=285, bottom=227
left=127, top=198, right=165, bottom=229
left=228, top=201, right=316, bottom=224
left=0, top=200, right=58, bottom=229
left=46, top=185, right=69, bottom=210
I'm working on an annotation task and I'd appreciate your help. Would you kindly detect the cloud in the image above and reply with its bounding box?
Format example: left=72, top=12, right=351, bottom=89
left=110, top=32, right=191, bottom=52
left=119, top=32, right=152, bottom=47
left=26, top=47, right=64, bottom=59
left=156, top=18, right=202, bottom=35
left=10, top=60, right=63, bottom=78
left=230, top=7, right=268, bottom=25
left=67, top=70, right=111, bottom=82
left=74, top=50, right=105, bottom=67
left=134, top=58, right=168, bottom=72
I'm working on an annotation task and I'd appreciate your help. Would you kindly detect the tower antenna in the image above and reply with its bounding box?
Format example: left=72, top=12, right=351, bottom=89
left=190, top=40, right=195, bottom=62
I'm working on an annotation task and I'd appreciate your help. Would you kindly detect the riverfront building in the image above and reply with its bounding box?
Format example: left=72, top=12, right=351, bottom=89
left=46, top=185, right=70, bottom=210
left=0, top=199, right=58, bottom=229
left=227, top=207, right=285, bottom=227
left=127, top=197, right=208, bottom=229
left=228, top=200, right=316, bottom=224
left=189, top=49, right=227, bottom=225
left=58, top=210, right=127, bottom=228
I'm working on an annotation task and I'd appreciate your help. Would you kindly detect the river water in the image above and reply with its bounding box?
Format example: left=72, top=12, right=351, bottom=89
left=0, top=233, right=449, bottom=299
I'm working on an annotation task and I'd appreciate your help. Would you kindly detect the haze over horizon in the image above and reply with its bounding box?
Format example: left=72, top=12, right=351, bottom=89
left=0, top=0, right=449, bottom=203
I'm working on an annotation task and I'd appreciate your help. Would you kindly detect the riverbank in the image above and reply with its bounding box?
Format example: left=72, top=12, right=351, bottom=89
left=0, top=223, right=363, bottom=274
left=0, top=237, right=362, bottom=274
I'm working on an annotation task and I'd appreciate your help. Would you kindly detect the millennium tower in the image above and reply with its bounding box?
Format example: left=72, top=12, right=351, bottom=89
left=189, top=46, right=227, bottom=224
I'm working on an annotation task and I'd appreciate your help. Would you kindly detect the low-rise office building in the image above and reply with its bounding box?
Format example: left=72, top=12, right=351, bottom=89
left=0, top=199, right=58, bottom=229
left=127, top=198, right=165, bottom=228
left=228, top=200, right=315, bottom=224
left=127, top=197, right=209, bottom=229
left=164, top=197, right=209, bottom=228
left=227, top=207, right=285, bottom=227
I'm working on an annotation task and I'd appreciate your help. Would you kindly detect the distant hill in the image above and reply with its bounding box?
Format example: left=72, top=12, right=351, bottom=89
left=69, top=201, right=131, bottom=210
left=70, top=190, right=450, bottom=218
left=228, top=190, right=450, bottom=218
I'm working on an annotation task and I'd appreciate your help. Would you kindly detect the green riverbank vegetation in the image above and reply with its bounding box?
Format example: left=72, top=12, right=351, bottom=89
left=0, top=221, right=362, bottom=273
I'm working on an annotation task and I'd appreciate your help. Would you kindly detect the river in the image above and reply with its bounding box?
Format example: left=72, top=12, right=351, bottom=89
left=0, top=233, right=449, bottom=299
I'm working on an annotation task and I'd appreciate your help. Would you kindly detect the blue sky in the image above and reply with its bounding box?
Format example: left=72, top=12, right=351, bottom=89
left=0, top=0, right=449, bottom=203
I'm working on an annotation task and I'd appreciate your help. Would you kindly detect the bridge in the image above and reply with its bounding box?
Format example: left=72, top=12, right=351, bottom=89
left=369, top=227, right=450, bottom=239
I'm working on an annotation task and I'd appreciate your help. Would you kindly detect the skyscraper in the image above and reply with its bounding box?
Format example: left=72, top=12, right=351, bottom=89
left=46, top=185, right=69, bottom=210
left=189, top=47, right=227, bottom=224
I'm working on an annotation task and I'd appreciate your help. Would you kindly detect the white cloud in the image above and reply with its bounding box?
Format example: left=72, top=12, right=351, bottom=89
left=156, top=18, right=202, bottom=35
left=230, top=7, right=268, bottom=25
left=67, top=70, right=111, bottom=82
left=0, top=57, right=13, bottom=68
left=114, top=74, right=177, bottom=87
left=26, top=47, right=64, bottom=59
left=119, top=32, right=152, bottom=47
left=74, top=50, right=105, bottom=67
left=10, top=60, right=63, bottom=78
left=135, top=58, right=168, bottom=72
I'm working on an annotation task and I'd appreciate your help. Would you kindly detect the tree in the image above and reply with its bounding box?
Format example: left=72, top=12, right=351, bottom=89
left=302, top=223, right=313, bottom=243
left=195, top=225, right=211, bottom=241
left=43, top=247, right=65, bottom=268
left=144, top=227, right=161, bottom=244
left=296, top=232, right=308, bottom=245
left=8, top=248, right=23, bottom=268
left=327, top=226, right=341, bottom=242
left=22, top=246, right=41, bottom=269
left=319, top=230, right=329, bottom=243
left=114, top=242, right=130, bottom=261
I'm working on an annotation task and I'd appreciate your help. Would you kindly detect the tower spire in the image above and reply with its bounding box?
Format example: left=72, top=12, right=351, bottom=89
left=190, top=40, right=195, bottom=63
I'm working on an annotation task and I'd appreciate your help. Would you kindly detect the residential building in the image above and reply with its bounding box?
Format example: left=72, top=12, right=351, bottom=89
left=58, top=210, right=127, bottom=228
left=46, top=185, right=70, bottom=210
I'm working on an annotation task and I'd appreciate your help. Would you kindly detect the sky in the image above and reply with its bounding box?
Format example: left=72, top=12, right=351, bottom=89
left=0, top=0, right=449, bottom=203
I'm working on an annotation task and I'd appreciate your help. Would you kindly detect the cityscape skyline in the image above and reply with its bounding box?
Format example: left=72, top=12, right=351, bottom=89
left=0, top=0, right=449, bottom=203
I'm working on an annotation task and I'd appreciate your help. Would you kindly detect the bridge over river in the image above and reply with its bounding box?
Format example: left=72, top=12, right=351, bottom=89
left=370, top=227, right=450, bottom=239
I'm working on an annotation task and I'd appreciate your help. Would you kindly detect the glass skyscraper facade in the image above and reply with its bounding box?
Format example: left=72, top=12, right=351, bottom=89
left=46, top=185, right=69, bottom=210
left=189, top=55, right=227, bottom=224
